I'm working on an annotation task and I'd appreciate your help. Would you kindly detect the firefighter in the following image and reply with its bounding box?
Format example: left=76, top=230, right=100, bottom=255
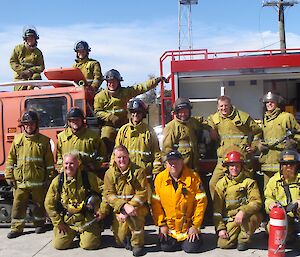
left=10, top=26, right=45, bottom=91
left=151, top=150, right=208, bottom=253
left=73, top=40, right=103, bottom=91
left=163, top=97, right=212, bottom=173
left=258, top=91, right=300, bottom=187
left=56, top=107, right=107, bottom=173
left=213, top=151, right=262, bottom=251
left=264, top=149, right=300, bottom=247
left=45, top=153, right=108, bottom=250
left=104, top=145, right=148, bottom=256
left=5, top=110, right=55, bottom=239
left=114, top=98, right=163, bottom=189
left=94, top=69, right=167, bottom=156
left=207, top=95, right=261, bottom=199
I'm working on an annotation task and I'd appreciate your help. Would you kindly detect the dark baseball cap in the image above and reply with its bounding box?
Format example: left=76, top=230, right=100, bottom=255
left=166, top=150, right=183, bottom=161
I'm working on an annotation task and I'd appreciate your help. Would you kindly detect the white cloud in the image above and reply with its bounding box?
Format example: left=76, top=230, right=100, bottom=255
left=0, top=20, right=299, bottom=91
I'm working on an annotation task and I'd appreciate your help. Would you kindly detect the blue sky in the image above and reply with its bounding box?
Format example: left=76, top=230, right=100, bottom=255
left=0, top=0, right=299, bottom=87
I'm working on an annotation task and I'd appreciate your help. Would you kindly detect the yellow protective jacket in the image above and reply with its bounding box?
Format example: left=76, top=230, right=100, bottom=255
left=163, top=117, right=210, bottom=172
left=114, top=120, right=163, bottom=177
left=260, top=108, right=300, bottom=173
left=104, top=162, right=148, bottom=215
left=56, top=127, right=107, bottom=171
left=10, top=43, right=45, bottom=81
left=45, top=168, right=108, bottom=226
left=265, top=172, right=300, bottom=218
left=94, top=78, right=159, bottom=133
left=207, top=107, right=261, bottom=161
left=5, top=133, right=55, bottom=188
left=73, top=57, right=103, bottom=90
left=213, top=171, right=262, bottom=232
left=151, top=166, right=208, bottom=241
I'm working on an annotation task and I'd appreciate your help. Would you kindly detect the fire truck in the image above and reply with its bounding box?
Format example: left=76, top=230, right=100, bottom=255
left=159, top=48, right=300, bottom=173
left=0, top=68, right=102, bottom=223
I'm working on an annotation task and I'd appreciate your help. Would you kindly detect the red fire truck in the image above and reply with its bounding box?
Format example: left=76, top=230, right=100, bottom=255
left=159, top=48, right=300, bottom=173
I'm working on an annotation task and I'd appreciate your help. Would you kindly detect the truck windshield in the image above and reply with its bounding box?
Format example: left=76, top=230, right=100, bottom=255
left=25, top=97, right=67, bottom=128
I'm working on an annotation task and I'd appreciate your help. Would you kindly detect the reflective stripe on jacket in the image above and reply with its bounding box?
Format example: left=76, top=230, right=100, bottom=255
left=114, top=121, right=163, bottom=176
left=5, top=133, right=54, bottom=188
left=94, top=78, right=158, bottom=129
left=264, top=172, right=300, bottom=217
left=73, top=57, right=103, bottom=89
left=151, top=165, right=207, bottom=241
left=213, top=171, right=262, bottom=232
left=207, top=107, right=261, bottom=159
left=104, top=163, right=148, bottom=214
left=163, top=117, right=210, bottom=171
left=260, top=108, right=300, bottom=173
left=56, top=127, right=107, bottom=170
left=10, top=43, right=44, bottom=80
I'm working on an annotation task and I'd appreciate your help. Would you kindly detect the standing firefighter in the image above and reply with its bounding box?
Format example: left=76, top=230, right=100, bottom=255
left=264, top=149, right=300, bottom=249
left=94, top=69, right=167, bottom=155
left=207, top=95, right=261, bottom=199
left=258, top=91, right=300, bottom=187
left=104, top=145, right=148, bottom=257
left=73, top=40, right=103, bottom=91
left=45, top=153, right=108, bottom=250
left=163, top=97, right=211, bottom=173
left=10, top=26, right=45, bottom=91
left=56, top=107, right=107, bottom=174
left=151, top=150, right=207, bottom=253
left=114, top=98, right=163, bottom=189
left=213, top=151, right=262, bottom=251
left=5, top=110, right=55, bottom=239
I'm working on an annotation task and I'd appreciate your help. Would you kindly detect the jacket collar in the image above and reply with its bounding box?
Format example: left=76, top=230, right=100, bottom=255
left=163, top=165, right=192, bottom=187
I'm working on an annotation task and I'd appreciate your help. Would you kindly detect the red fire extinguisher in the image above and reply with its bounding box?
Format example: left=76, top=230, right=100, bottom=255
left=268, top=205, right=288, bottom=257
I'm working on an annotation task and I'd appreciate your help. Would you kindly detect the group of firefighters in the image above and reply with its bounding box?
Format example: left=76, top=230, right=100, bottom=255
left=4, top=26, right=300, bottom=256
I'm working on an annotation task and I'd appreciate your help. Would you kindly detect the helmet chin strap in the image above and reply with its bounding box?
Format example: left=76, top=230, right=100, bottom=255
left=108, top=85, right=120, bottom=95
left=25, top=41, right=37, bottom=49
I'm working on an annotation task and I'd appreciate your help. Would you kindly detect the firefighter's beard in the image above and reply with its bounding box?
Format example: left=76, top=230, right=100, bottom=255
left=282, top=165, right=297, bottom=181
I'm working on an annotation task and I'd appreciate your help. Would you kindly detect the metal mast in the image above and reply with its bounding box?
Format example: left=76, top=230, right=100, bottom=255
left=262, top=0, right=298, bottom=52
left=178, top=0, right=198, bottom=51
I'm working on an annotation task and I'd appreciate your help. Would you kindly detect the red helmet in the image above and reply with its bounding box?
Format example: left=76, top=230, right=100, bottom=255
left=223, top=151, right=244, bottom=165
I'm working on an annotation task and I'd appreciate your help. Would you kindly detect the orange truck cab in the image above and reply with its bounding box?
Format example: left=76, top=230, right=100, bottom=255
left=0, top=68, right=101, bottom=185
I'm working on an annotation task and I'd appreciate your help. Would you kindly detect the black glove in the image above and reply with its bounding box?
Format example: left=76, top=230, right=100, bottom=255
left=154, top=76, right=168, bottom=85
left=6, top=178, right=16, bottom=188
left=284, top=138, right=298, bottom=150
left=257, top=141, right=269, bottom=154
left=109, top=114, right=120, bottom=127
left=20, top=69, right=33, bottom=79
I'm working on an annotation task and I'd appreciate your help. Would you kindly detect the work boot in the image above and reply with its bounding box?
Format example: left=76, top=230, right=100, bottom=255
left=35, top=226, right=47, bottom=234
left=7, top=231, right=22, bottom=239
left=237, top=243, right=248, bottom=251
left=123, top=236, right=132, bottom=250
left=132, top=246, right=145, bottom=256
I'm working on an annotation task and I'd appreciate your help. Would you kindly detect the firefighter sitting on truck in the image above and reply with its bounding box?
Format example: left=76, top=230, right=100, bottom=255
left=264, top=149, right=300, bottom=248
left=94, top=69, right=167, bottom=156
left=5, top=110, right=55, bottom=239
left=258, top=92, right=300, bottom=188
left=104, top=145, right=148, bottom=257
left=9, top=26, right=45, bottom=91
left=45, top=152, right=108, bottom=250
left=113, top=98, right=163, bottom=199
left=73, top=40, right=103, bottom=91
left=207, top=95, right=261, bottom=199
left=213, top=151, right=262, bottom=251
left=163, top=97, right=212, bottom=173
left=56, top=107, right=107, bottom=174
left=151, top=150, right=208, bottom=253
